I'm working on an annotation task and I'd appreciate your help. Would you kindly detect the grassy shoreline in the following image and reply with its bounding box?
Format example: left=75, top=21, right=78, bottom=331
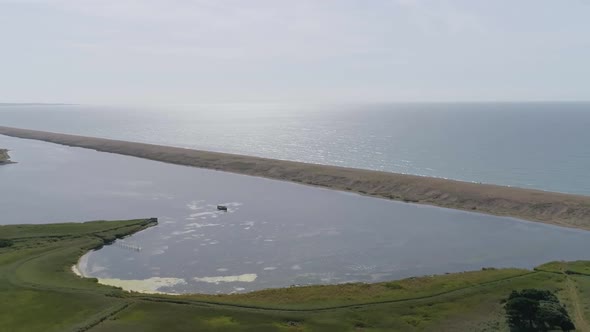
left=1, top=219, right=589, bottom=331
left=0, top=148, right=12, bottom=164
left=1, top=125, right=590, bottom=230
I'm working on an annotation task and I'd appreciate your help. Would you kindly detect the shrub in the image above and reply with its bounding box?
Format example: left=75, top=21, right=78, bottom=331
left=384, top=282, right=404, bottom=290
left=0, top=239, right=13, bottom=248
left=505, top=289, right=575, bottom=331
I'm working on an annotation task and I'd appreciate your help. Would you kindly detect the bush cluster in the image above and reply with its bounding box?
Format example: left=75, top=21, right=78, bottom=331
left=505, top=289, right=575, bottom=331
left=0, top=239, right=13, bottom=248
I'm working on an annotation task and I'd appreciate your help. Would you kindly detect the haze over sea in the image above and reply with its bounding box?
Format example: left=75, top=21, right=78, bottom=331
left=2, top=102, right=589, bottom=195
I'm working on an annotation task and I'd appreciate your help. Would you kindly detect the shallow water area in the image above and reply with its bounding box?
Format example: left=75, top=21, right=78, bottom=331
left=2, top=135, right=590, bottom=294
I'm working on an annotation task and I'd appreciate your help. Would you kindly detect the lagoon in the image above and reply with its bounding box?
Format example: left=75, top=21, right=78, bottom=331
left=1, top=134, right=590, bottom=294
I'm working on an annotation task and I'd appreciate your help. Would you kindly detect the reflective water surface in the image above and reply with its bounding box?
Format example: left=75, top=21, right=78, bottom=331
left=1, top=102, right=590, bottom=195
left=2, top=135, right=590, bottom=294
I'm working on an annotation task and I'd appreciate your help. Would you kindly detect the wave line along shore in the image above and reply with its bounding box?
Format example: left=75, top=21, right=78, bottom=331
left=1, top=125, right=589, bottom=230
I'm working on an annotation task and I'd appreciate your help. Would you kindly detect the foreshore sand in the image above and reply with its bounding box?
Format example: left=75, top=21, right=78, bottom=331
left=1, top=125, right=589, bottom=230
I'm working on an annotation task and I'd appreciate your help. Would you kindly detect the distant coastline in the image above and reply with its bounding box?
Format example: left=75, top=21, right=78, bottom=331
left=0, top=103, right=76, bottom=106
left=1, top=125, right=589, bottom=230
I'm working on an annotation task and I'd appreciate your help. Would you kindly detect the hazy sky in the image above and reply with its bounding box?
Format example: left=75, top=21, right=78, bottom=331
left=1, top=0, right=589, bottom=104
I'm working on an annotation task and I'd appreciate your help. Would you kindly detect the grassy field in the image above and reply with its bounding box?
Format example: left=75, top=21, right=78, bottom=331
left=1, top=219, right=589, bottom=331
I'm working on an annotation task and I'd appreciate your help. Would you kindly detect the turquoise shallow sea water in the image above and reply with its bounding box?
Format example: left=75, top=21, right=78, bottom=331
left=1, top=102, right=589, bottom=195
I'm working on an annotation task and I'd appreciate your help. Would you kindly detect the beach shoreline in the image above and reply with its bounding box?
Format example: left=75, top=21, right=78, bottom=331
left=1, top=125, right=589, bottom=230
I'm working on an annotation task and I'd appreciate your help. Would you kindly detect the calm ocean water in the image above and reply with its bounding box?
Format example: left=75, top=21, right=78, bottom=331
left=1, top=102, right=589, bottom=195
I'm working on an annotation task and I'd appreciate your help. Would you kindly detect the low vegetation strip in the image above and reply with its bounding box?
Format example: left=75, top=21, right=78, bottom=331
left=2, top=125, right=590, bottom=230
left=164, top=270, right=536, bottom=311
left=1, top=219, right=590, bottom=331
left=135, top=271, right=537, bottom=313
left=536, top=261, right=590, bottom=276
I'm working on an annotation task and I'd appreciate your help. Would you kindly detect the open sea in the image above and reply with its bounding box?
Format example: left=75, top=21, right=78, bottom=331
left=1, top=102, right=589, bottom=195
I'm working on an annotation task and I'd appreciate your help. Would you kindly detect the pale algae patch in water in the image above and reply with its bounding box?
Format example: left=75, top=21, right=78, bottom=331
left=96, top=277, right=187, bottom=294
left=193, top=274, right=258, bottom=284
left=72, top=266, right=256, bottom=294
left=73, top=251, right=187, bottom=294
left=71, top=265, right=84, bottom=278
left=73, top=261, right=187, bottom=294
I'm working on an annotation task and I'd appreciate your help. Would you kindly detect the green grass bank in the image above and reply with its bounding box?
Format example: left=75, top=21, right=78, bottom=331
left=1, top=219, right=589, bottom=331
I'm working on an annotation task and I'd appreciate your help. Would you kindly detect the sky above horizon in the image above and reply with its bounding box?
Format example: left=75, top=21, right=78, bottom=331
left=1, top=0, right=589, bottom=105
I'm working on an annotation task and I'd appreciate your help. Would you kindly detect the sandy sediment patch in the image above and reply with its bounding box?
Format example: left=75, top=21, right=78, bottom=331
left=97, top=277, right=187, bottom=294
left=71, top=265, right=84, bottom=277
left=193, top=273, right=257, bottom=284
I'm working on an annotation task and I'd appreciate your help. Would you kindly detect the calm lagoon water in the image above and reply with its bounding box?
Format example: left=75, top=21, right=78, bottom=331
left=1, top=102, right=590, bottom=195
left=1, top=135, right=589, bottom=294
